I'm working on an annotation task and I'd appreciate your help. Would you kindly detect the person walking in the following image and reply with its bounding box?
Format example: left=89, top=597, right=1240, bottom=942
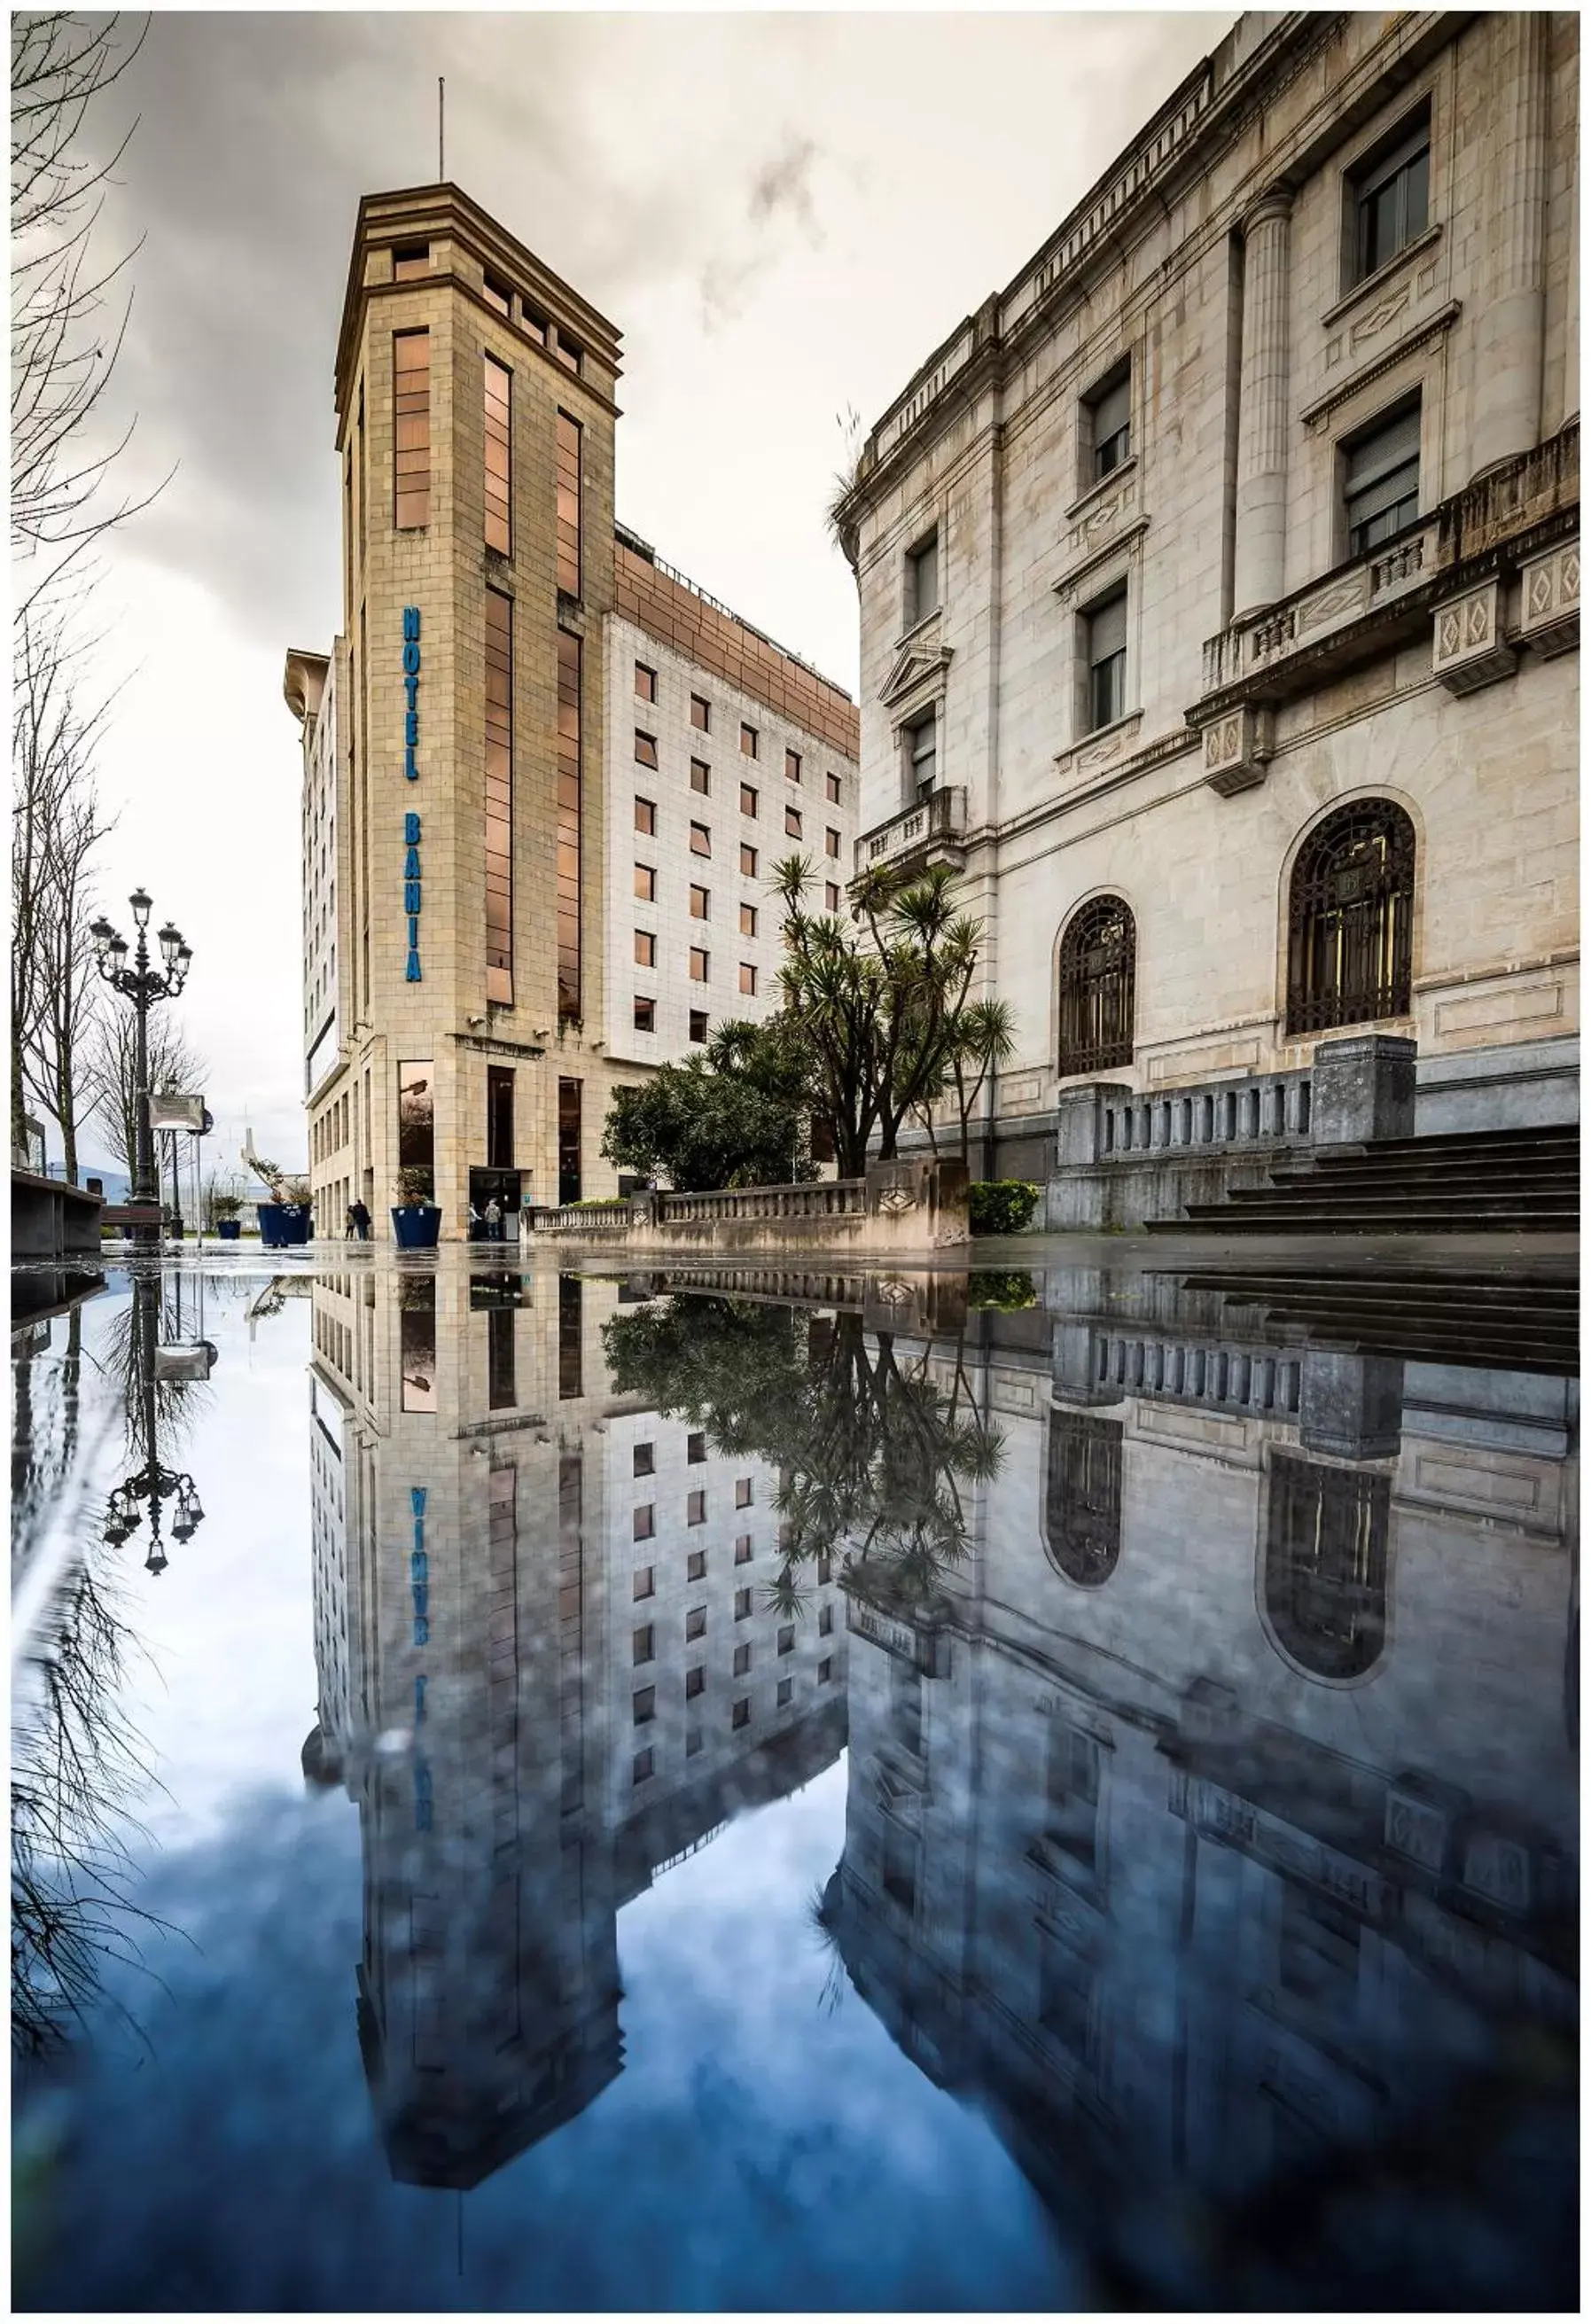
left=484, top=1195, right=503, bottom=1244
left=349, top=1198, right=372, bottom=1242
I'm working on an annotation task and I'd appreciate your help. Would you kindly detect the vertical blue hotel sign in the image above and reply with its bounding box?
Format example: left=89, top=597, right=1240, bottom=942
left=402, top=606, right=422, bottom=980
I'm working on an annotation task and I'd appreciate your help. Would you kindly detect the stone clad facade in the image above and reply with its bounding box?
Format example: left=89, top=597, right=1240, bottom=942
left=288, top=185, right=856, bottom=1241
left=835, top=12, right=1579, bottom=1198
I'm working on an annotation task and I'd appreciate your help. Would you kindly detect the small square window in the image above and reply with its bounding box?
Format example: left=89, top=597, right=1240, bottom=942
left=690, top=947, right=709, bottom=982
left=634, top=1443, right=655, bottom=1478
left=735, top=1478, right=753, bottom=1509
left=687, top=1548, right=706, bottom=1582
left=740, top=722, right=758, bottom=759
left=686, top=1726, right=703, bottom=1758
left=907, top=529, right=939, bottom=626
left=689, top=1010, right=708, bottom=1043
left=819, top=1604, right=834, bottom=1636
left=732, top=1696, right=751, bottom=1729
left=687, top=1431, right=707, bottom=1463
left=739, top=784, right=759, bottom=818
left=690, top=694, right=711, bottom=732
left=733, top=1642, right=752, bottom=1677
left=635, top=730, right=659, bottom=768
left=686, top=1605, right=707, bottom=1641
left=634, top=1565, right=654, bottom=1600
left=818, top=1657, right=833, bottom=1684
left=635, top=662, right=658, bottom=702
left=685, top=1665, right=706, bottom=1699
left=1085, top=589, right=1127, bottom=733
left=521, top=304, right=548, bottom=347
left=738, top=963, right=757, bottom=996
left=785, top=748, right=802, bottom=783
left=825, top=771, right=842, bottom=804
left=482, top=269, right=511, bottom=316
left=1087, top=365, right=1131, bottom=482
left=777, top=1625, right=795, bottom=1657
left=739, top=902, right=758, bottom=938
left=634, top=862, right=656, bottom=901
left=393, top=244, right=430, bottom=281
left=690, top=885, right=710, bottom=921
left=633, top=1505, right=655, bottom=1541
left=784, top=807, right=802, bottom=838
left=634, top=930, right=656, bottom=968
left=824, top=882, right=841, bottom=913
left=687, top=1490, right=706, bottom=1525
left=690, top=759, right=710, bottom=796
left=690, top=822, right=712, bottom=858
left=825, top=827, right=840, bottom=859
left=633, top=1746, right=654, bottom=1784
left=633, top=1625, right=655, bottom=1665
left=735, top=1587, right=753, bottom=1620
left=776, top=1678, right=792, bottom=1708
left=633, top=1686, right=656, bottom=1725
left=633, top=996, right=654, bottom=1032
left=734, top=1534, right=753, bottom=1564
left=635, top=797, right=656, bottom=836
left=817, top=1552, right=831, bottom=1584
left=740, top=844, right=759, bottom=877
left=554, top=330, right=582, bottom=375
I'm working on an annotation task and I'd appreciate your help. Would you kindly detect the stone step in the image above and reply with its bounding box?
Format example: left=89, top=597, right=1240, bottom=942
left=1153, top=1203, right=1579, bottom=1233
left=1310, top=1127, right=1580, bottom=1161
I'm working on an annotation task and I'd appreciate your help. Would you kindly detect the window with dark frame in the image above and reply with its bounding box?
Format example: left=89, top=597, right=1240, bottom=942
left=393, top=244, right=429, bottom=281
left=740, top=783, right=759, bottom=818
left=633, top=1625, right=655, bottom=1665
left=1087, top=365, right=1131, bottom=481
left=484, top=355, right=511, bottom=554
left=689, top=1010, right=708, bottom=1042
left=907, top=529, right=939, bottom=626
left=635, top=863, right=656, bottom=901
left=824, top=882, right=841, bottom=913
left=635, top=731, right=659, bottom=768
left=732, top=1697, right=751, bottom=1729
left=1085, top=589, right=1128, bottom=732
left=825, top=771, right=842, bottom=803
left=687, top=1548, right=706, bottom=1581
left=739, top=963, right=756, bottom=995
left=690, top=759, right=710, bottom=795
left=555, top=412, right=582, bottom=597
left=825, top=828, right=840, bottom=859
left=739, top=902, right=757, bottom=938
left=785, top=807, right=802, bottom=838
left=740, top=844, right=759, bottom=877
left=905, top=709, right=936, bottom=799
left=686, top=1665, right=706, bottom=1698
left=734, top=1534, right=753, bottom=1563
left=687, top=1432, right=706, bottom=1462
left=634, top=930, right=656, bottom=968
left=740, top=722, right=758, bottom=758
left=636, top=661, right=657, bottom=701
left=687, top=1492, right=706, bottom=1525
left=735, top=1588, right=753, bottom=1620
left=633, top=1504, right=654, bottom=1541
left=394, top=331, right=430, bottom=527
left=632, top=1747, right=654, bottom=1784
left=634, top=1443, right=654, bottom=1477
left=482, top=269, right=511, bottom=317
left=733, top=1643, right=752, bottom=1678
left=633, top=1687, right=655, bottom=1726
left=636, top=797, right=656, bottom=836
left=785, top=748, right=802, bottom=783
left=1350, top=109, right=1431, bottom=285
left=1286, top=796, right=1416, bottom=1035
left=1057, top=896, right=1135, bottom=1077
left=1343, top=400, right=1421, bottom=558
left=686, top=1605, right=707, bottom=1641
left=691, top=694, right=711, bottom=731
left=690, top=886, right=709, bottom=920
left=689, top=947, right=708, bottom=982
left=634, top=1566, right=654, bottom=1600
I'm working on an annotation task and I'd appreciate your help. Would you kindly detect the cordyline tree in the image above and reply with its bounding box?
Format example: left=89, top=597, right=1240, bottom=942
left=770, top=853, right=982, bottom=1174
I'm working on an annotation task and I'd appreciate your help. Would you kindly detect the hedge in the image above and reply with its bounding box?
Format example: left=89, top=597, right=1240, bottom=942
left=968, top=1180, right=1041, bottom=1236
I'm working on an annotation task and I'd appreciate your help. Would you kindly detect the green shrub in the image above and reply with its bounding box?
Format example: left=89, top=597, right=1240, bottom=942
left=967, top=1268, right=1038, bottom=1310
left=969, top=1180, right=1041, bottom=1236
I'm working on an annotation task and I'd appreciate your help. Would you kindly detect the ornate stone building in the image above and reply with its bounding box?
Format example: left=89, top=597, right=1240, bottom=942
left=286, top=185, right=858, bottom=1241
left=834, top=12, right=1578, bottom=1207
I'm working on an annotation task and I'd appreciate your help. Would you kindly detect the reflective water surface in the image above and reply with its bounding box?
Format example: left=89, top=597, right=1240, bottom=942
left=11, top=1251, right=1579, bottom=2310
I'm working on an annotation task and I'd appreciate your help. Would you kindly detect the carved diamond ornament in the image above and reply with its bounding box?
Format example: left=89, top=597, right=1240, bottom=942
left=1431, top=578, right=1516, bottom=695
left=1517, top=541, right=1580, bottom=658
left=1200, top=703, right=1272, bottom=797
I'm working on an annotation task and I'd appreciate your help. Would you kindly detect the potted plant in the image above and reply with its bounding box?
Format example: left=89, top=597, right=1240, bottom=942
left=391, top=1165, right=441, bottom=1249
left=213, top=1191, right=244, bottom=1242
left=279, top=1176, right=314, bottom=1245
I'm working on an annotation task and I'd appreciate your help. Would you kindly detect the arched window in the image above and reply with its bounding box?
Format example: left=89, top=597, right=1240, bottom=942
left=1286, top=799, right=1415, bottom=1036
left=1057, top=896, right=1135, bottom=1075
left=1263, top=1453, right=1389, bottom=1681
left=1044, top=1410, right=1122, bottom=1587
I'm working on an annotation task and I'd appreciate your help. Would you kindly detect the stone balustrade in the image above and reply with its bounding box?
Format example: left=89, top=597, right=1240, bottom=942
left=531, top=1158, right=970, bottom=1253
left=853, top=785, right=967, bottom=880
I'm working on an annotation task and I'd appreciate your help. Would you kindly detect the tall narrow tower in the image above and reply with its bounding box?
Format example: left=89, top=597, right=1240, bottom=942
left=327, top=184, right=621, bottom=1233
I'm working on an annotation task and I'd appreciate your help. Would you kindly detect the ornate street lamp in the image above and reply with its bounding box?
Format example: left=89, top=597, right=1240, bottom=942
left=102, top=1278, right=207, bottom=1575
left=91, top=889, right=192, bottom=1244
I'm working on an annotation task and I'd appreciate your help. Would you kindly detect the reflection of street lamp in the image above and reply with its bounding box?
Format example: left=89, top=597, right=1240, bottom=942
left=103, top=1278, right=207, bottom=1576
left=90, top=890, right=191, bottom=1243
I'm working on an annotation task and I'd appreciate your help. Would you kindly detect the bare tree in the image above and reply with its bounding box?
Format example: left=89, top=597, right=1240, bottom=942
left=12, top=12, right=160, bottom=618
left=82, top=1008, right=204, bottom=1180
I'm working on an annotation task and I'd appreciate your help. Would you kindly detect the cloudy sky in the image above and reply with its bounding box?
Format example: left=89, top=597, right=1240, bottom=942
left=61, top=5, right=1234, bottom=1181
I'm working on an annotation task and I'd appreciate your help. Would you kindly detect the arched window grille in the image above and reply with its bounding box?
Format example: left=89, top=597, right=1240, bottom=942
left=1057, top=897, right=1135, bottom=1075
left=1263, top=1454, right=1389, bottom=1681
left=1286, top=799, right=1415, bottom=1037
left=1043, top=1410, right=1123, bottom=1588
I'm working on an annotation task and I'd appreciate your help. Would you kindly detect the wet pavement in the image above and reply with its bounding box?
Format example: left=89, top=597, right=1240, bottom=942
left=11, top=1244, right=1579, bottom=2311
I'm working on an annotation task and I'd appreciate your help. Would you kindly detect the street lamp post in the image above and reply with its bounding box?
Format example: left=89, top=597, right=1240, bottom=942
left=102, top=1276, right=207, bottom=1575
left=90, top=889, right=191, bottom=1243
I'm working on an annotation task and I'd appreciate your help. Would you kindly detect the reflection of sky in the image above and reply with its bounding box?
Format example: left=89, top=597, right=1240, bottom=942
left=16, top=1267, right=1073, bottom=2312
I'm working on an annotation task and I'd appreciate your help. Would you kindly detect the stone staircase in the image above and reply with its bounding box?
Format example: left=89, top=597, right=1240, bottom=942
left=1174, top=1266, right=1578, bottom=1376
left=1146, top=1125, right=1579, bottom=1236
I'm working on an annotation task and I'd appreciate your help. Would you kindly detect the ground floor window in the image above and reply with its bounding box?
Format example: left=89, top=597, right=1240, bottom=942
left=1057, top=896, right=1135, bottom=1075
left=1286, top=798, right=1415, bottom=1036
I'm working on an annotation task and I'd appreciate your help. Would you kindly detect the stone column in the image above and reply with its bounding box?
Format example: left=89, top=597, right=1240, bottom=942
left=1472, top=10, right=1549, bottom=474
left=1232, top=192, right=1293, bottom=619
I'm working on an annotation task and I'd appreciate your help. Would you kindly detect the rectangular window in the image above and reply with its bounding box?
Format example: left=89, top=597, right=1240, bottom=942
left=734, top=1534, right=753, bottom=1564
left=819, top=1603, right=834, bottom=1636
left=784, top=807, right=802, bottom=838
left=739, top=903, right=758, bottom=938
left=557, top=629, right=582, bottom=1018
left=777, top=1626, right=794, bottom=1657
left=633, top=996, right=655, bottom=1032
left=1088, top=365, right=1131, bottom=481
left=635, top=863, right=656, bottom=901
left=732, top=1697, right=751, bottom=1729
left=636, top=661, right=657, bottom=702
left=487, top=1065, right=514, bottom=1169
left=633, top=1625, right=655, bottom=1665
left=689, top=1010, right=708, bottom=1042
left=738, top=963, right=756, bottom=996
left=635, top=731, right=659, bottom=768
left=906, top=709, right=936, bottom=799
left=690, top=822, right=712, bottom=858
left=740, top=722, right=759, bottom=759
left=690, top=759, right=710, bottom=796
left=686, top=1726, right=703, bottom=1757
left=686, top=1432, right=706, bottom=1463
left=633, top=1747, right=654, bottom=1785
left=558, top=1078, right=581, bottom=1205
left=393, top=244, right=429, bottom=281
left=687, top=1548, right=706, bottom=1581
left=825, top=771, right=842, bottom=804
left=487, top=1305, right=515, bottom=1411
left=485, top=589, right=513, bottom=1003
left=633, top=1687, right=655, bottom=1726
left=521, top=303, right=548, bottom=347
left=635, top=797, right=656, bottom=836
left=633, top=1566, right=654, bottom=1599
left=818, top=1657, right=833, bottom=1683
left=635, top=930, right=656, bottom=968
left=685, top=1665, right=706, bottom=1698
left=555, top=411, right=582, bottom=597
left=740, top=844, right=759, bottom=877
left=689, top=948, right=709, bottom=982
left=735, top=1588, right=753, bottom=1621
left=687, top=1490, right=706, bottom=1525
left=690, top=694, right=711, bottom=732
left=558, top=1271, right=581, bottom=1397
left=733, top=1643, right=752, bottom=1678
left=907, top=529, right=939, bottom=625
left=825, top=882, right=841, bottom=913
left=686, top=1605, right=707, bottom=1642
left=394, top=331, right=430, bottom=527
left=633, top=1505, right=655, bottom=1541
left=554, top=329, right=581, bottom=375
left=397, top=1061, right=435, bottom=1171
left=740, top=784, right=759, bottom=818
left=482, top=268, right=511, bottom=316
left=825, top=827, right=840, bottom=859
left=1343, top=399, right=1421, bottom=557
left=1086, top=590, right=1127, bottom=731
left=785, top=748, right=802, bottom=784
left=690, top=885, right=709, bottom=920
left=776, top=1678, right=792, bottom=1708
left=735, top=1478, right=753, bottom=1508
left=1351, top=111, right=1430, bottom=285
left=484, top=355, right=511, bottom=554
left=633, top=1443, right=654, bottom=1477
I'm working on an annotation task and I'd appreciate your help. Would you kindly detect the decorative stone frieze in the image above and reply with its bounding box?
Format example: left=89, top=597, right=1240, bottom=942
left=1431, top=579, right=1517, bottom=695
left=1517, top=541, right=1579, bottom=657
left=1199, top=704, right=1273, bottom=796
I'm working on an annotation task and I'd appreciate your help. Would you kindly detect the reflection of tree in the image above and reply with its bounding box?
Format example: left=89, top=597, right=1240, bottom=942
left=12, top=1299, right=85, bottom=1579
left=603, top=1294, right=1002, bottom=1618
left=94, top=1271, right=211, bottom=1470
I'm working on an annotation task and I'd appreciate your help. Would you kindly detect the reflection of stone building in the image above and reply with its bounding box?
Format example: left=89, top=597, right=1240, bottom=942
left=305, top=1263, right=846, bottom=2187
left=827, top=1270, right=1576, bottom=2302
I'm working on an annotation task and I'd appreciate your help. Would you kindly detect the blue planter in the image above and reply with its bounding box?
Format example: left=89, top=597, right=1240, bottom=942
left=283, top=1205, right=313, bottom=1246
left=391, top=1205, right=441, bottom=1249
left=257, top=1204, right=290, bottom=1249
left=217, top=1219, right=242, bottom=1241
